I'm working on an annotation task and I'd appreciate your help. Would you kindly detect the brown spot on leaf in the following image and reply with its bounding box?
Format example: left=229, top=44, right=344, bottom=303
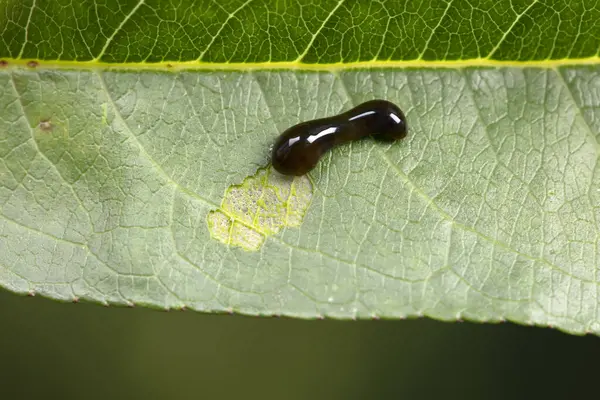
left=27, top=60, right=39, bottom=68
left=38, top=118, right=54, bottom=132
left=0, top=60, right=8, bottom=67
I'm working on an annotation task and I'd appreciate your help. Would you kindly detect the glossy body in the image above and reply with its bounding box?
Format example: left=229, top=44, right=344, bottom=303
left=271, top=100, right=407, bottom=176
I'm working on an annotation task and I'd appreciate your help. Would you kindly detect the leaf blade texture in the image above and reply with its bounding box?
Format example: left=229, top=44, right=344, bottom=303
left=1, top=0, right=600, bottom=335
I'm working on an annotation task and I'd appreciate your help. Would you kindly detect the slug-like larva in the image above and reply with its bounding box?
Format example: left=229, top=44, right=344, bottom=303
left=271, top=100, right=407, bottom=176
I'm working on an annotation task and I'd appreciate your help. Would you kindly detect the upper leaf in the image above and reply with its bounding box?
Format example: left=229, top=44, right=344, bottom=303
left=1, top=0, right=600, bottom=63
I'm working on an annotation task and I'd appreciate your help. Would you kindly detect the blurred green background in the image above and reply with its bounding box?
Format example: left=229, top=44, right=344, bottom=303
left=1, top=287, right=598, bottom=399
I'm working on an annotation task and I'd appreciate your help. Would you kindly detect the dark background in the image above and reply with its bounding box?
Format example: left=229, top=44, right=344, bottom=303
left=1, top=287, right=598, bottom=400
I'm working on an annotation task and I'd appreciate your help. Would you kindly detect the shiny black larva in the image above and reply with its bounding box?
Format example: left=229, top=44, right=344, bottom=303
left=271, top=100, right=407, bottom=176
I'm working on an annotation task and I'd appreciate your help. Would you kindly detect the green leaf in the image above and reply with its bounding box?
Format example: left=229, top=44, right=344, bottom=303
left=2, top=0, right=600, bottom=62
left=1, top=0, right=600, bottom=336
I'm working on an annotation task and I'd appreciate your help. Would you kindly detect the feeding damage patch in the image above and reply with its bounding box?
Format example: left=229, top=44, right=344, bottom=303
left=207, top=167, right=312, bottom=251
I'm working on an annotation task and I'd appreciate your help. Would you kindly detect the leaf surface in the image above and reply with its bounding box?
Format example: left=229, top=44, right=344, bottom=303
left=1, top=0, right=600, bottom=335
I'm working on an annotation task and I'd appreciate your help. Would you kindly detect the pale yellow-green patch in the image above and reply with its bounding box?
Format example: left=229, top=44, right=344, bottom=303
left=207, top=166, right=313, bottom=251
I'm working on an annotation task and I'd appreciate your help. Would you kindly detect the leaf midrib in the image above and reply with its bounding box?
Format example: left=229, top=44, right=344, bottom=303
left=3, top=58, right=600, bottom=71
